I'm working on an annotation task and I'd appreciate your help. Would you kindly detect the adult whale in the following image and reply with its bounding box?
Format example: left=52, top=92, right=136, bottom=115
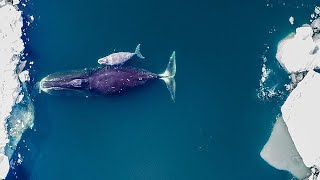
left=40, top=52, right=176, bottom=101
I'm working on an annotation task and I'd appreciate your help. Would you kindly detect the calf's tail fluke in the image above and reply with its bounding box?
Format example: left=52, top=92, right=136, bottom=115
left=135, top=44, right=145, bottom=59
left=159, top=51, right=176, bottom=102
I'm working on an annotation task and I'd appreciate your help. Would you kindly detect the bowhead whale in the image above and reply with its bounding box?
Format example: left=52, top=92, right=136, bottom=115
left=40, top=51, right=176, bottom=101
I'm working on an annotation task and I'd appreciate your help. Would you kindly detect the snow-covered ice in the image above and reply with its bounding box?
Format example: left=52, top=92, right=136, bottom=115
left=19, top=70, right=30, bottom=83
left=0, top=1, right=26, bottom=179
left=282, top=70, right=320, bottom=168
left=0, top=154, right=9, bottom=179
left=276, top=25, right=320, bottom=73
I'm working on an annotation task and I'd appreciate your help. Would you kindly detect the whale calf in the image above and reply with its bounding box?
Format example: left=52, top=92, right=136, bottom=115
left=40, top=52, right=176, bottom=101
left=98, top=44, right=145, bottom=66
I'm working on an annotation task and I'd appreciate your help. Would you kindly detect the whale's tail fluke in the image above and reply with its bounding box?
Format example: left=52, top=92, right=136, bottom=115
left=135, top=44, right=145, bottom=59
left=159, top=51, right=176, bottom=102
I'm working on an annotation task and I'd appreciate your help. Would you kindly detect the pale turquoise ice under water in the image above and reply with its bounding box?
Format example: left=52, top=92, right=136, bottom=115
left=6, top=0, right=320, bottom=179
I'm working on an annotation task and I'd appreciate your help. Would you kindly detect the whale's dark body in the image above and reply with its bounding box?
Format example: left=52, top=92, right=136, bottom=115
left=41, top=67, right=159, bottom=95
left=40, top=52, right=176, bottom=100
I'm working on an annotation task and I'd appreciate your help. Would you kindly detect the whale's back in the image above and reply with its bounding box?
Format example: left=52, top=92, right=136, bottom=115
left=88, top=67, right=158, bottom=95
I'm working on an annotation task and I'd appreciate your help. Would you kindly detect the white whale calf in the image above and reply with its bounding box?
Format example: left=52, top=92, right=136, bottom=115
left=98, top=44, right=145, bottom=66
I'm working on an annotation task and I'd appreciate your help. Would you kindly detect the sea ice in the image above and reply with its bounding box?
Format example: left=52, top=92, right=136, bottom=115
left=19, top=70, right=30, bottom=83
left=311, top=18, right=320, bottom=33
left=276, top=26, right=320, bottom=73
left=0, top=1, right=24, bottom=179
left=261, top=5, right=320, bottom=180
left=29, top=15, right=34, bottom=22
left=0, top=154, right=9, bottom=179
left=289, top=16, right=294, bottom=25
left=315, top=6, right=320, bottom=15
left=260, top=116, right=311, bottom=179
left=282, top=70, right=320, bottom=168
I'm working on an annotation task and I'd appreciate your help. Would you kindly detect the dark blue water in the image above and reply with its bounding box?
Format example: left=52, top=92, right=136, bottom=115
left=6, top=0, right=320, bottom=179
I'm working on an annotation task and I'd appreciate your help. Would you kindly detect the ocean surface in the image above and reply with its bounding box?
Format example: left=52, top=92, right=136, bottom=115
left=5, top=0, right=320, bottom=179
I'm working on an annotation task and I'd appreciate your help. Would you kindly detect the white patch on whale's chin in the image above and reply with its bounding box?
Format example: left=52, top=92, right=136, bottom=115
left=98, top=57, right=109, bottom=65
left=39, top=77, right=50, bottom=93
left=98, top=58, right=104, bottom=64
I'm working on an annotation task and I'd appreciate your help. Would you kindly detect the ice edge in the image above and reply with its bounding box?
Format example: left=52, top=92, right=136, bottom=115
left=0, top=0, right=24, bottom=179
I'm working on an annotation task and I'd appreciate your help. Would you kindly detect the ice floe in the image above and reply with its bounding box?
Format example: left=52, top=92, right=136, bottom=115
left=311, top=19, right=320, bottom=34
left=0, top=0, right=28, bottom=179
left=19, top=70, right=30, bottom=83
left=281, top=70, right=320, bottom=168
left=0, top=154, right=9, bottom=179
left=276, top=25, right=320, bottom=74
left=289, top=16, right=295, bottom=25
left=315, top=6, right=320, bottom=15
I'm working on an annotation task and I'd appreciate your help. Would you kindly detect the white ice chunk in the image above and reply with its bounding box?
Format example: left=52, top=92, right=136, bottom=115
left=261, top=116, right=311, bottom=179
left=12, top=0, right=20, bottom=5
left=289, top=16, right=294, bottom=25
left=311, top=18, right=320, bottom=33
left=29, top=15, right=34, bottom=23
left=260, top=64, right=269, bottom=84
left=19, top=70, right=30, bottom=83
left=276, top=26, right=320, bottom=73
left=296, top=26, right=314, bottom=39
left=315, top=6, right=320, bottom=15
left=282, top=70, right=320, bottom=167
left=0, top=154, right=9, bottom=179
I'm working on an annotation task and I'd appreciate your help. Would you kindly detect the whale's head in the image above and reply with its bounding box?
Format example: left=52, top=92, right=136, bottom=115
left=40, top=73, right=89, bottom=95
left=39, top=76, right=69, bottom=93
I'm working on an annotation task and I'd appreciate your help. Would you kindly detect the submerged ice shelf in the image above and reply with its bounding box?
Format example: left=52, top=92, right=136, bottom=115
left=260, top=116, right=311, bottom=179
